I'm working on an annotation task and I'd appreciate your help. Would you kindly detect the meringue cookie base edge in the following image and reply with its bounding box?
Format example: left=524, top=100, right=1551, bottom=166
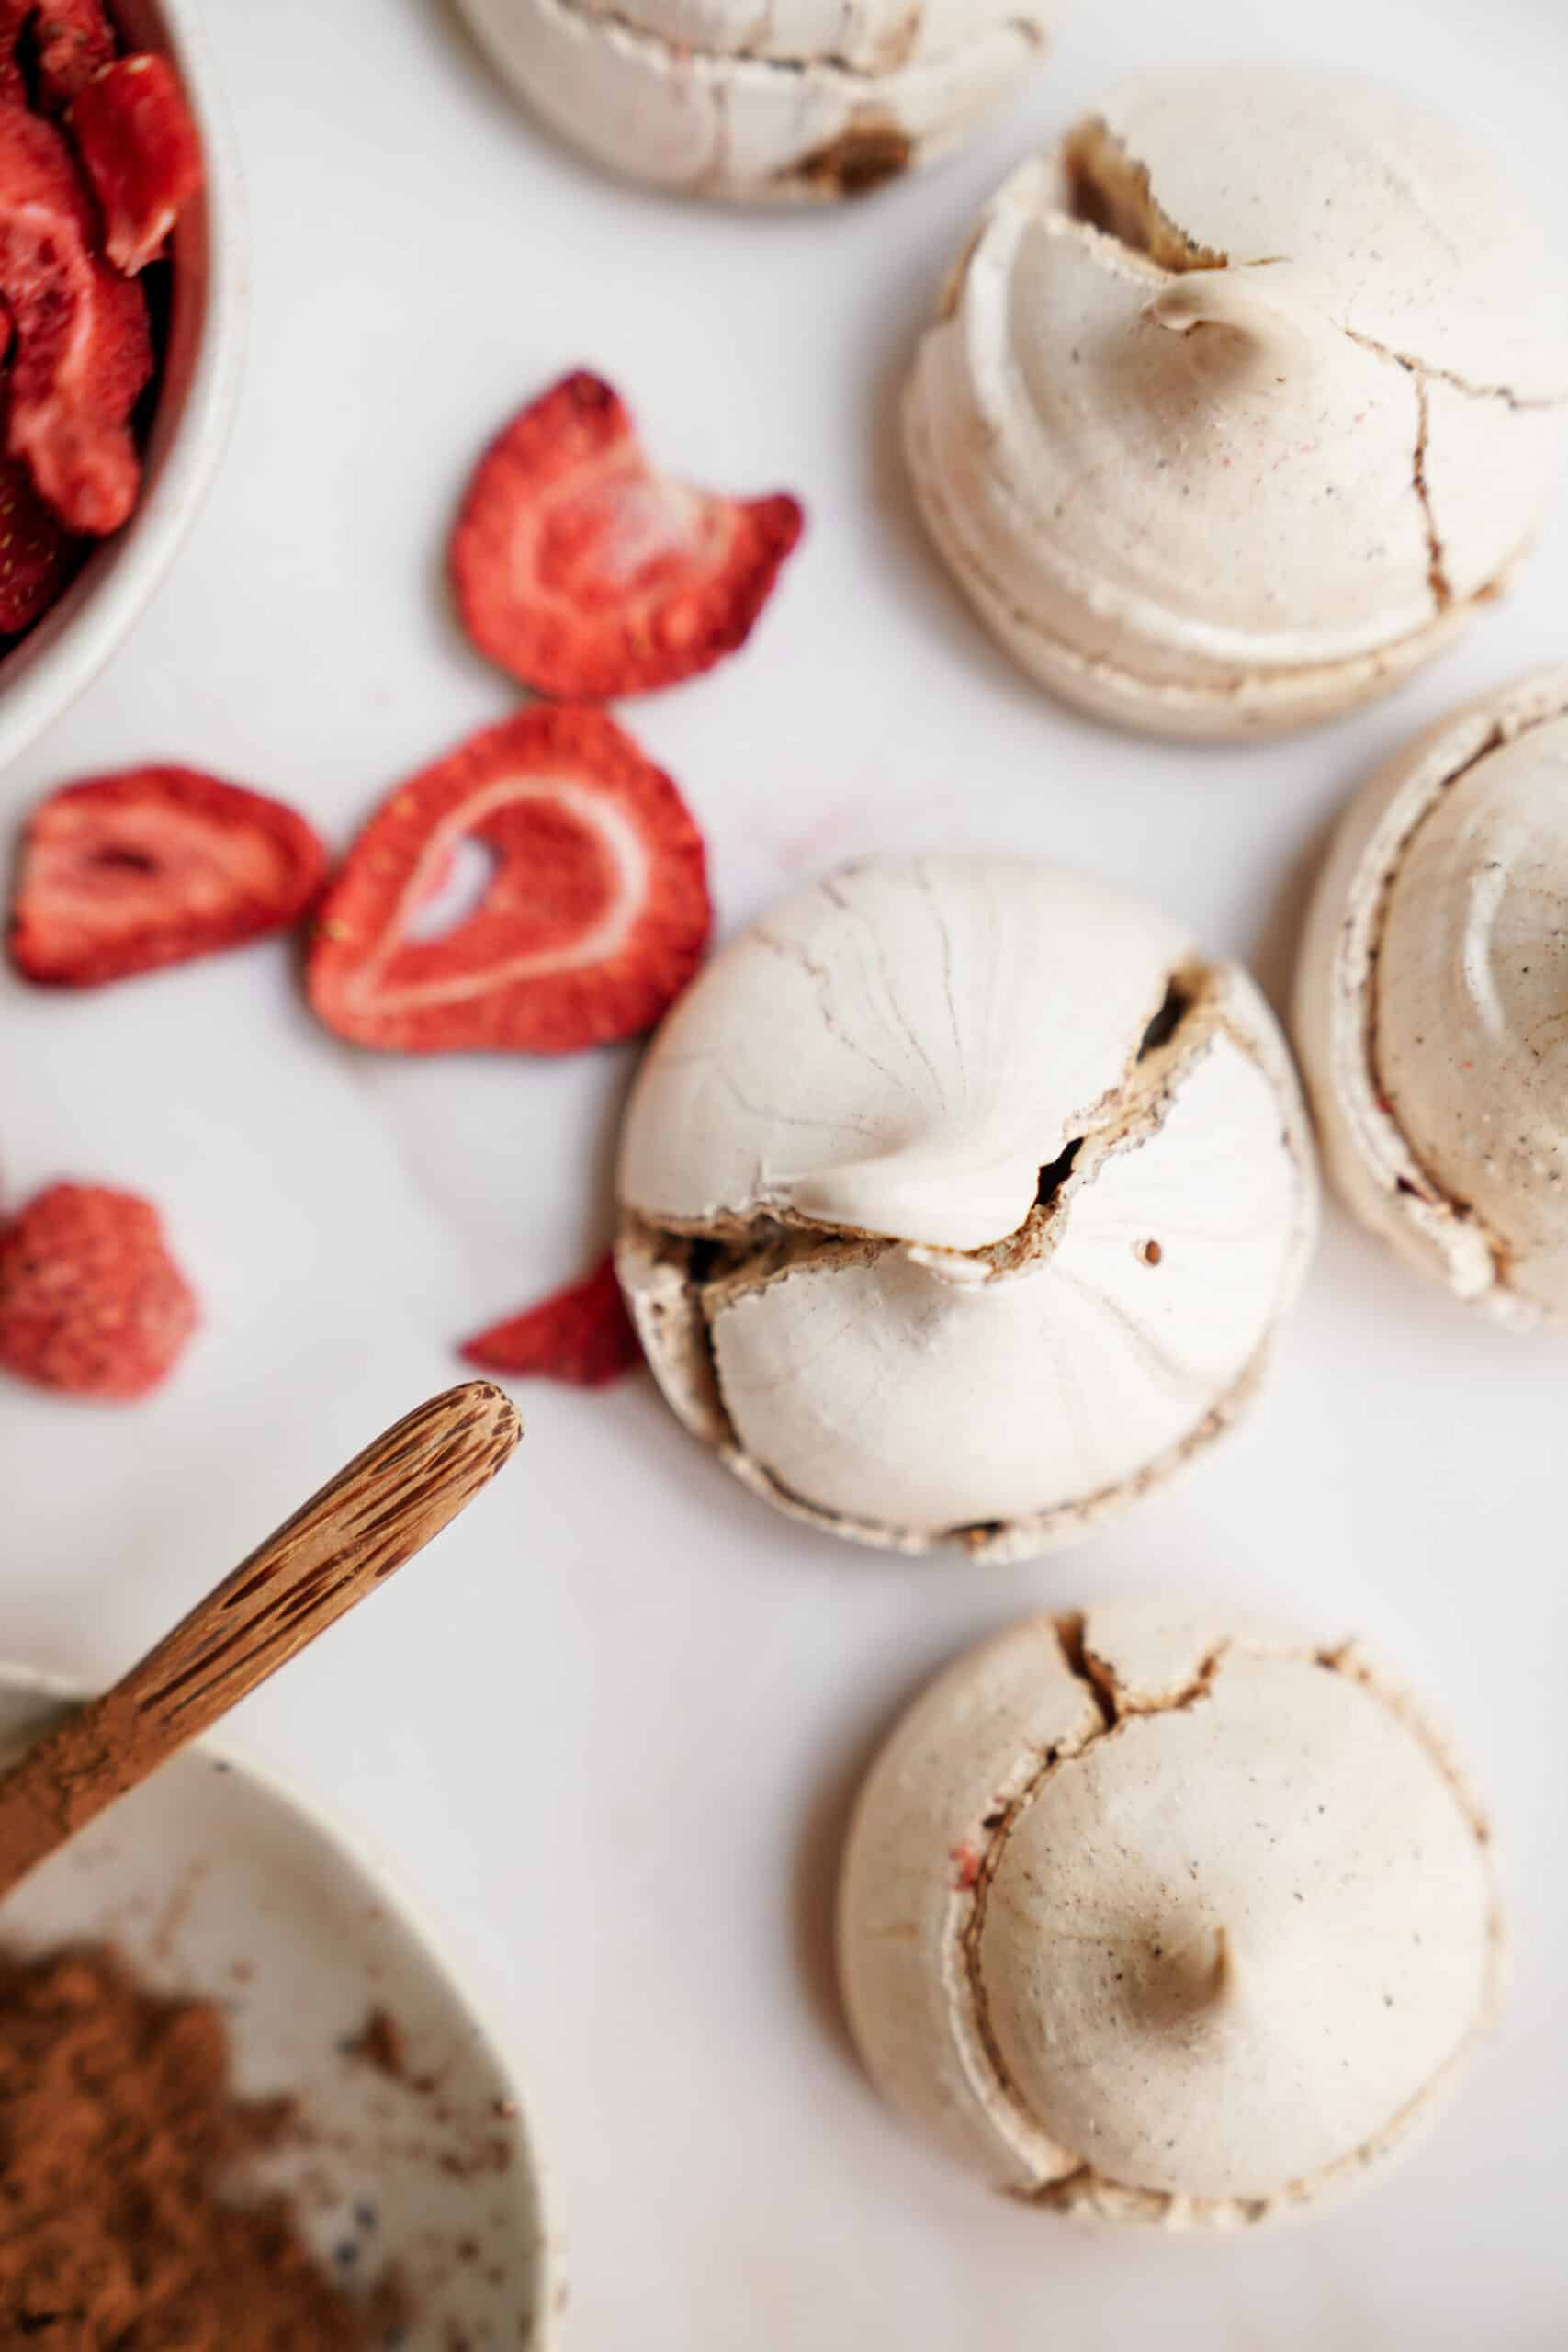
left=901, top=358, right=1480, bottom=743
left=836, top=1606, right=1506, bottom=2226
left=455, top=0, right=1054, bottom=205
left=1292, top=662, right=1568, bottom=1324
left=617, top=1214, right=1275, bottom=1561
left=615, top=961, right=1319, bottom=1564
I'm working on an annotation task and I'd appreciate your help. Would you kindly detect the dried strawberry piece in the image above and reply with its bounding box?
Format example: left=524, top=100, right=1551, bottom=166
left=307, top=706, right=711, bottom=1054
left=461, top=1254, right=640, bottom=1387
left=0, top=451, right=80, bottom=632
left=0, top=1183, right=197, bottom=1400
left=0, top=3, right=27, bottom=102
left=70, top=53, right=203, bottom=275
left=8, top=766, right=330, bottom=988
left=32, top=1, right=115, bottom=107
left=0, top=105, right=151, bottom=534
left=450, top=371, right=805, bottom=699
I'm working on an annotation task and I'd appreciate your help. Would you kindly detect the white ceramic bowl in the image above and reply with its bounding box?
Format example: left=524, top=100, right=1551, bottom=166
left=0, top=0, right=245, bottom=775
left=0, top=1668, right=556, bottom=2348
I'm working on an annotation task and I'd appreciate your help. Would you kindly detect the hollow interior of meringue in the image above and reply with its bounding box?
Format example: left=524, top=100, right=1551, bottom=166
left=619, top=964, right=1299, bottom=1555
left=1062, top=118, right=1227, bottom=274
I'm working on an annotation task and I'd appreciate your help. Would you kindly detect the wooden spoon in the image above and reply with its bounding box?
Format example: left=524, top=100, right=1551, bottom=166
left=0, top=1380, right=521, bottom=1903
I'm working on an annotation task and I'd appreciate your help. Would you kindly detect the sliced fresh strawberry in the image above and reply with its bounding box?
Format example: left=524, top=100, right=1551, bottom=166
left=460, top=1253, right=640, bottom=1387
left=70, top=53, right=202, bottom=275
left=8, top=765, right=330, bottom=988
left=306, top=706, right=711, bottom=1054
left=450, top=371, right=805, bottom=700
left=0, top=450, right=80, bottom=632
left=0, top=105, right=151, bottom=534
left=0, top=1182, right=197, bottom=1400
left=32, top=0, right=115, bottom=107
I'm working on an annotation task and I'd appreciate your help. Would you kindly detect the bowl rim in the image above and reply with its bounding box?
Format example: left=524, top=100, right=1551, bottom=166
left=0, top=0, right=249, bottom=776
left=0, top=1657, right=561, bottom=2346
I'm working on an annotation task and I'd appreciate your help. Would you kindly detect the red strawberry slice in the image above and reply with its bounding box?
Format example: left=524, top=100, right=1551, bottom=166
left=460, top=1253, right=641, bottom=1387
left=307, top=706, right=711, bottom=1054
left=0, top=1182, right=197, bottom=1400
left=450, top=371, right=805, bottom=699
left=0, top=450, right=80, bottom=632
left=8, top=765, right=330, bottom=988
left=0, top=3, right=116, bottom=113
left=0, top=104, right=151, bottom=533
left=70, top=53, right=202, bottom=275
left=32, top=1, right=115, bottom=107
left=0, top=4, right=27, bottom=102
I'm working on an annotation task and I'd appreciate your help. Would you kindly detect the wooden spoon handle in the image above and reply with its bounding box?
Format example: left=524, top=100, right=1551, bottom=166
left=0, top=1381, right=521, bottom=1902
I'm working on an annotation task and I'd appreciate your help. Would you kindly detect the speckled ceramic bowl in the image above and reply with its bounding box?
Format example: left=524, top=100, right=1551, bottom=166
left=0, top=1668, right=557, bottom=2348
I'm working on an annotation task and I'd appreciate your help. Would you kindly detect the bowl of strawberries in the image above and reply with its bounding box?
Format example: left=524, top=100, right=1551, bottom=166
left=0, top=0, right=243, bottom=770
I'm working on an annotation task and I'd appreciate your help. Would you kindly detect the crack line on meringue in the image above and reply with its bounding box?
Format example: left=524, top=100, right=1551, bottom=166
left=905, top=375, right=1483, bottom=707
left=949, top=1630, right=1502, bottom=2221
left=1344, top=325, right=1568, bottom=413
left=750, top=922, right=917, bottom=1100
left=820, top=872, right=949, bottom=1108
left=547, top=0, right=1041, bottom=81
left=1409, top=369, right=1453, bottom=610
left=1062, top=125, right=1568, bottom=413
left=1358, top=722, right=1523, bottom=1294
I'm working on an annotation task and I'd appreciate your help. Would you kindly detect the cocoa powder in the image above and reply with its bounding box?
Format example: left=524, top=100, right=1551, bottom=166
left=0, top=1942, right=400, bottom=2347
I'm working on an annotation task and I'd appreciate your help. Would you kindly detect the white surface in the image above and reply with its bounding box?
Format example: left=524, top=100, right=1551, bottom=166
left=0, top=1, right=1564, bottom=2346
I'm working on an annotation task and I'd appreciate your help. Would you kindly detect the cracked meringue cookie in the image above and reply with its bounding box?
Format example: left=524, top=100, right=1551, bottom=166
left=453, top=0, right=1056, bottom=202
left=839, top=1597, right=1503, bottom=2222
left=615, top=854, right=1316, bottom=1560
left=905, top=67, right=1568, bottom=740
left=1296, top=664, right=1568, bottom=1325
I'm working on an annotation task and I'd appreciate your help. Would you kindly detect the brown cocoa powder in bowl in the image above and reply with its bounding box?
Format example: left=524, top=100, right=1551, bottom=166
left=0, top=1942, right=402, bottom=2347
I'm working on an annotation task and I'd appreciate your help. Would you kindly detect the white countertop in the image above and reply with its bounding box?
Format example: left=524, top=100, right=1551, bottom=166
left=3, top=0, right=1565, bottom=2343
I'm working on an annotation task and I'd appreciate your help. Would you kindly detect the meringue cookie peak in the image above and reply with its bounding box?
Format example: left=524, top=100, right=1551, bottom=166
left=839, top=1600, right=1502, bottom=2222
left=906, top=68, right=1568, bottom=739
left=616, top=854, right=1316, bottom=1558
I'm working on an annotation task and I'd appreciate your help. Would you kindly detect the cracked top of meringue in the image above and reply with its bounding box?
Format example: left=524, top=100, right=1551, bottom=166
left=1296, top=664, right=1568, bottom=1324
left=905, top=66, right=1568, bottom=736
left=839, top=1600, right=1502, bottom=2221
left=615, top=854, right=1316, bottom=1558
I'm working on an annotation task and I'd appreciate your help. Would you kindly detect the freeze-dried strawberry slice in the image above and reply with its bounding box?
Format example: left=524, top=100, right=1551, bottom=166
left=461, top=1253, right=641, bottom=1387
left=71, top=53, right=203, bottom=275
left=0, top=451, right=80, bottom=632
left=0, top=5, right=27, bottom=101
left=307, top=706, right=711, bottom=1054
left=0, top=105, right=151, bottom=533
left=31, top=1, right=115, bottom=107
left=8, top=766, right=330, bottom=987
left=451, top=371, right=805, bottom=699
left=0, top=1183, right=197, bottom=1400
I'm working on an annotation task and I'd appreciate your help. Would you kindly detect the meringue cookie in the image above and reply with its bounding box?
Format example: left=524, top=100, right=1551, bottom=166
left=615, top=854, right=1316, bottom=1560
left=1296, top=664, right=1568, bottom=1324
left=839, top=1598, right=1503, bottom=2222
left=905, top=68, right=1568, bottom=739
left=456, top=0, right=1055, bottom=203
